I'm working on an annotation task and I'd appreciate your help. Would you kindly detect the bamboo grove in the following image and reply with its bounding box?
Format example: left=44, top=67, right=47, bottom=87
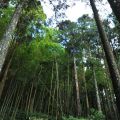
left=0, top=0, right=120, bottom=120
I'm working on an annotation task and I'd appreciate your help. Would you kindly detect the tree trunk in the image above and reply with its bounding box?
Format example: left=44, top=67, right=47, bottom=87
left=55, top=60, right=61, bottom=120
left=93, top=66, right=102, bottom=111
left=0, top=42, right=16, bottom=98
left=48, top=63, right=54, bottom=116
left=90, top=0, right=120, bottom=114
left=73, top=57, right=81, bottom=116
left=82, top=64, right=90, bottom=116
left=0, top=1, right=25, bottom=72
left=0, top=0, right=26, bottom=100
left=107, top=0, right=120, bottom=24
left=67, top=57, right=70, bottom=115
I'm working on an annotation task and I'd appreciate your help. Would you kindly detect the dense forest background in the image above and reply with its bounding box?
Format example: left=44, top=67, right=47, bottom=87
left=0, top=0, right=120, bottom=120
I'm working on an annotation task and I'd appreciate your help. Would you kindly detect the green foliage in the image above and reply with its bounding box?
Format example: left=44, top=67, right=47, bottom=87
left=14, top=0, right=46, bottom=42
left=61, top=109, right=105, bottom=120
left=89, top=109, right=105, bottom=120
left=0, top=7, right=14, bottom=39
left=62, top=116, right=87, bottom=120
left=29, top=40, right=65, bottom=61
left=1, top=2, right=117, bottom=118
left=11, top=39, right=64, bottom=82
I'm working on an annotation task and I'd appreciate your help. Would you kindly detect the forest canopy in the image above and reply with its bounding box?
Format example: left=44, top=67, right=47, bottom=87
left=0, top=0, right=120, bottom=120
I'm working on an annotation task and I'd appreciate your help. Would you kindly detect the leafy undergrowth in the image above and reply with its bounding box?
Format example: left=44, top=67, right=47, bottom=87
left=89, top=108, right=105, bottom=120
left=29, top=117, right=87, bottom=120
left=23, top=112, right=105, bottom=120
left=62, top=116, right=87, bottom=120
left=16, top=109, right=105, bottom=120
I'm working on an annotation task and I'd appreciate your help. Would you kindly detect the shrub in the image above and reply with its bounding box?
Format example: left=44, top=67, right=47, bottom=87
left=62, top=116, right=88, bottom=120
left=89, top=108, right=105, bottom=120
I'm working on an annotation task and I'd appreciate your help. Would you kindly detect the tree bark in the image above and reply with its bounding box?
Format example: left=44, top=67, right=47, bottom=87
left=0, top=43, right=16, bottom=98
left=82, top=64, right=90, bottom=116
left=0, top=1, right=25, bottom=98
left=55, top=60, right=61, bottom=120
left=0, top=1, right=24, bottom=72
left=73, top=57, right=81, bottom=116
left=90, top=0, right=120, bottom=114
left=93, top=66, right=102, bottom=111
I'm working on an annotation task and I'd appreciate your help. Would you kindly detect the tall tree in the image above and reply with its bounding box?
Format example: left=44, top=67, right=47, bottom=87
left=92, top=65, right=101, bottom=111
left=0, top=0, right=26, bottom=97
left=90, top=0, right=120, bottom=114
left=73, top=57, right=81, bottom=116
